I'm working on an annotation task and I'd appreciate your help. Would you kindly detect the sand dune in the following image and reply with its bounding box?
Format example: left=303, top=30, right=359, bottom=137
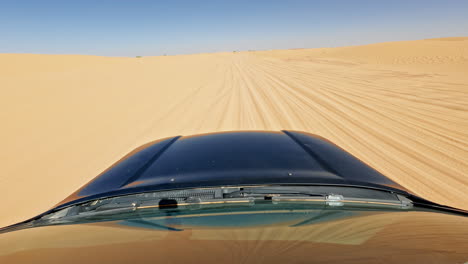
left=1, top=37, right=467, bottom=227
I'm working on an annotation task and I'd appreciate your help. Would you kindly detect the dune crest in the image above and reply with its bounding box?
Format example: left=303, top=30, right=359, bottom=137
left=1, top=37, right=467, bottom=227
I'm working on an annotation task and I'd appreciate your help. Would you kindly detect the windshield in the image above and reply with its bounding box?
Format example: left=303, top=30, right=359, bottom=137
left=1, top=185, right=467, bottom=264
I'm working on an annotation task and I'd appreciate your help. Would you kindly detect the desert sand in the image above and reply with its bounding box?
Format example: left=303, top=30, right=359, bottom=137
left=0, top=37, right=467, bottom=227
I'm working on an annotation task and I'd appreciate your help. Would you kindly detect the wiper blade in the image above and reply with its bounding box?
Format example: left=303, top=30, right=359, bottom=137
left=39, top=196, right=255, bottom=225
left=266, top=194, right=412, bottom=209
left=224, top=186, right=412, bottom=208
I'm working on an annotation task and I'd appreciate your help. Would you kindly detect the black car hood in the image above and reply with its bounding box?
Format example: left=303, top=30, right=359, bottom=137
left=56, top=130, right=410, bottom=210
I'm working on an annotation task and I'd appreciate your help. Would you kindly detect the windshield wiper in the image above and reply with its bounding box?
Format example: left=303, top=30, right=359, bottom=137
left=35, top=185, right=414, bottom=227
left=226, top=187, right=411, bottom=208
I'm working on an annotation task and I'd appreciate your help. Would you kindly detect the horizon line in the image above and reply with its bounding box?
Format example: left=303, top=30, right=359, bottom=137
left=1, top=36, right=466, bottom=58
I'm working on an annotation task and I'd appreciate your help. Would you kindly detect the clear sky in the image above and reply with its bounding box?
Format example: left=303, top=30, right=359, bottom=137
left=1, top=0, right=467, bottom=56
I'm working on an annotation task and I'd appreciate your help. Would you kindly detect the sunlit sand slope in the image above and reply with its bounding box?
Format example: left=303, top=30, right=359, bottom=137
left=1, top=37, right=467, bottom=227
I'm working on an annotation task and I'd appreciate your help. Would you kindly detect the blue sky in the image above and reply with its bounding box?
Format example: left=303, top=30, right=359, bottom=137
left=1, top=0, right=467, bottom=56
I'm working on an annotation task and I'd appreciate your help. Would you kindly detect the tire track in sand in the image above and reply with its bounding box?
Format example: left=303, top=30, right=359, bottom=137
left=216, top=52, right=468, bottom=210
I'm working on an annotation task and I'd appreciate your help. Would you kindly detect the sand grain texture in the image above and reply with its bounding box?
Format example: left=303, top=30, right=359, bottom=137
left=1, top=38, right=467, bottom=227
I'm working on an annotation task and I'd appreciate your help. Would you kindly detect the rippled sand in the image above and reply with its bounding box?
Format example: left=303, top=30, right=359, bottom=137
left=1, top=37, right=467, bottom=227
